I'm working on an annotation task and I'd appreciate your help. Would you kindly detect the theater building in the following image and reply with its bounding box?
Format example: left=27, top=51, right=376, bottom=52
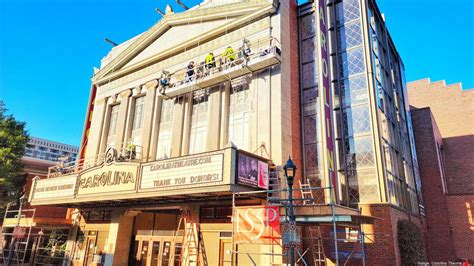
left=28, top=0, right=423, bottom=265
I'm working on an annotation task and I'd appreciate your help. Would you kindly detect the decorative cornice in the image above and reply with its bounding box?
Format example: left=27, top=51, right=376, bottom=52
left=92, top=1, right=274, bottom=83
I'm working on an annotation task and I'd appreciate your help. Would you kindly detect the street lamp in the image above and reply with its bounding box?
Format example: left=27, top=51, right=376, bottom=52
left=283, top=156, right=297, bottom=266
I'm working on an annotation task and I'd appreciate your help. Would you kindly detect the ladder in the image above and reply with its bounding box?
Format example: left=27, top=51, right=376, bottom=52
left=309, top=226, right=326, bottom=266
left=267, top=166, right=283, bottom=206
left=0, top=228, right=5, bottom=264
left=176, top=210, right=202, bottom=266
left=299, top=179, right=314, bottom=205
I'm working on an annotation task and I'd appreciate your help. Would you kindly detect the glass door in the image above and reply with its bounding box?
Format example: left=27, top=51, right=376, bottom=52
left=84, top=237, right=96, bottom=266
left=134, top=236, right=180, bottom=266
left=150, top=241, right=161, bottom=266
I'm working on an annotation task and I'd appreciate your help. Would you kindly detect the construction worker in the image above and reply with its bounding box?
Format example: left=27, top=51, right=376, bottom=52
left=205, top=52, right=216, bottom=69
left=222, top=46, right=236, bottom=66
left=186, top=61, right=195, bottom=82
left=126, top=142, right=136, bottom=160
left=159, top=70, right=170, bottom=94
left=242, top=39, right=251, bottom=65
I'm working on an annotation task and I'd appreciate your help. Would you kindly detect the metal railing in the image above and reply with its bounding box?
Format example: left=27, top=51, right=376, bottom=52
left=47, top=144, right=143, bottom=178
left=161, top=36, right=281, bottom=96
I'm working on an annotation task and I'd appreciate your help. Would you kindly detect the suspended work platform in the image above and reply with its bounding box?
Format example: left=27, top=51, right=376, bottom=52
left=162, top=37, right=281, bottom=98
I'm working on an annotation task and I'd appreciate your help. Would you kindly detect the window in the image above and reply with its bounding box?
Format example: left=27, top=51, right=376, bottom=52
left=189, top=89, right=209, bottom=154
left=228, top=79, right=250, bottom=150
left=156, top=99, right=174, bottom=159
left=130, top=96, right=145, bottom=146
left=106, top=105, right=120, bottom=149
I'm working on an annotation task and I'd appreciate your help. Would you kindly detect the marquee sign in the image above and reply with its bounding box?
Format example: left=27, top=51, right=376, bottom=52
left=31, top=175, right=77, bottom=200
left=140, top=152, right=224, bottom=191
left=76, top=164, right=138, bottom=196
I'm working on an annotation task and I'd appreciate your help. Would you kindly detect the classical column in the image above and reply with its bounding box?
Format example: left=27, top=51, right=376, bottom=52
left=86, top=97, right=108, bottom=159
left=140, top=80, right=158, bottom=162
left=148, top=95, right=163, bottom=162
left=206, top=85, right=222, bottom=151
left=114, top=89, right=132, bottom=151
left=170, top=95, right=188, bottom=157
left=98, top=96, right=116, bottom=156
left=103, top=210, right=135, bottom=266
left=220, top=82, right=230, bottom=149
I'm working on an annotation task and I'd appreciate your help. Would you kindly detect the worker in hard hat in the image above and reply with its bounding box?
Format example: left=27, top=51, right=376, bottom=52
left=205, top=52, right=216, bottom=75
left=222, top=46, right=236, bottom=67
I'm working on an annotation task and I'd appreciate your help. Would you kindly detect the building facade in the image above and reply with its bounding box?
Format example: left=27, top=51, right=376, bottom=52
left=27, top=0, right=424, bottom=265
left=0, top=137, right=78, bottom=265
left=408, top=79, right=474, bottom=262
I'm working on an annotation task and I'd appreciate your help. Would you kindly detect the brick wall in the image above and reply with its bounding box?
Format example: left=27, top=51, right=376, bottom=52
left=360, top=204, right=425, bottom=266
left=411, top=108, right=456, bottom=261
left=408, top=79, right=474, bottom=194
left=446, top=195, right=474, bottom=261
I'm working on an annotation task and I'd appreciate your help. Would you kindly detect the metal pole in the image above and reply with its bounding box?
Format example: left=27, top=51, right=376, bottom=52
left=329, top=170, right=339, bottom=266
left=288, top=180, right=295, bottom=266
left=6, top=199, right=24, bottom=266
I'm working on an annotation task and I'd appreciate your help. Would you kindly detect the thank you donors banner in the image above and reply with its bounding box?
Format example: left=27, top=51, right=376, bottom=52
left=237, top=153, right=269, bottom=189
left=140, top=152, right=224, bottom=190
left=32, top=175, right=76, bottom=200
left=77, top=164, right=138, bottom=196
left=233, top=206, right=280, bottom=244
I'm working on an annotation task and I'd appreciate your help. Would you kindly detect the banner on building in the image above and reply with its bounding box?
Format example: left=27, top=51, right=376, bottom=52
left=315, top=0, right=338, bottom=201
left=140, top=152, right=224, bottom=191
left=233, top=206, right=280, bottom=244
left=237, top=153, right=269, bottom=189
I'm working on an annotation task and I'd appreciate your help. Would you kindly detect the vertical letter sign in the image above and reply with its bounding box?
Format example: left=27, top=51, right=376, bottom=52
left=316, top=0, right=338, bottom=201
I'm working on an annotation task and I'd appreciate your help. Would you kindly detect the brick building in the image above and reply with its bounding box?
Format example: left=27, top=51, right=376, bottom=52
left=408, top=78, right=474, bottom=262
left=0, top=137, right=78, bottom=264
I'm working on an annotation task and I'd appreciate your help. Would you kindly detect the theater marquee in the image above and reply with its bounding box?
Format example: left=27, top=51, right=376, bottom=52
left=31, top=175, right=77, bottom=201
left=140, top=152, right=224, bottom=191
left=76, top=164, right=139, bottom=196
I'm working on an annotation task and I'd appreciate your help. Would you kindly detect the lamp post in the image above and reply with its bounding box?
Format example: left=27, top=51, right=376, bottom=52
left=6, top=194, right=26, bottom=266
left=284, top=156, right=297, bottom=266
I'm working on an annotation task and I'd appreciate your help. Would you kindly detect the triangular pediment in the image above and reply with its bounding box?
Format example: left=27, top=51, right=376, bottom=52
left=93, top=0, right=276, bottom=83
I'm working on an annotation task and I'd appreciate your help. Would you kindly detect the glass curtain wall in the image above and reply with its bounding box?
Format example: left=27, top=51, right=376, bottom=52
left=335, top=0, right=379, bottom=205
left=367, top=3, right=419, bottom=212
left=298, top=6, right=323, bottom=185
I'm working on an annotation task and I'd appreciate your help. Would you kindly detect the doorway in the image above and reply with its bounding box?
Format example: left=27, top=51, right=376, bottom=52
left=132, top=236, right=181, bottom=266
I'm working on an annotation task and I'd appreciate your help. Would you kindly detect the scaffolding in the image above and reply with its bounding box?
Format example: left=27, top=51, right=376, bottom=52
left=231, top=165, right=367, bottom=266
left=0, top=205, right=70, bottom=265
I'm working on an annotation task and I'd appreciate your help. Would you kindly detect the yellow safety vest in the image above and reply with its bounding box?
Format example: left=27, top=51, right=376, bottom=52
left=223, top=47, right=236, bottom=60
left=205, top=54, right=214, bottom=64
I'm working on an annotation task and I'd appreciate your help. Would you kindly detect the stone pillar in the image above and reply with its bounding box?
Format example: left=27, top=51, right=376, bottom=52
left=141, top=80, right=158, bottom=162
left=170, top=95, right=190, bottom=157
left=98, top=97, right=116, bottom=156
left=220, top=82, right=230, bottom=149
left=114, top=89, right=132, bottom=151
left=206, top=85, right=222, bottom=151
left=103, top=210, right=135, bottom=266
left=85, top=97, right=107, bottom=159
left=148, top=96, right=163, bottom=161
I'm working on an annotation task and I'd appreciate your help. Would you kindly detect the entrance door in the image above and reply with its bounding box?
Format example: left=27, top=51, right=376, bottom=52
left=134, top=236, right=179, bottom=266
left=84, top=237, right=96, bottom=266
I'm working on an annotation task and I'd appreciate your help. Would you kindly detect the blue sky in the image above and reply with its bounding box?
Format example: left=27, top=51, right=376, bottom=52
left=0, top=0, right=473, bottom=147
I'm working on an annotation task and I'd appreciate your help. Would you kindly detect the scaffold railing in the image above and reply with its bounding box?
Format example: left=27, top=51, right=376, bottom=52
left=47, top=143, right=143, bottom=178
left=159, top=36, right=281, bottom=98
left=231, top=165, right=366, bottom=266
